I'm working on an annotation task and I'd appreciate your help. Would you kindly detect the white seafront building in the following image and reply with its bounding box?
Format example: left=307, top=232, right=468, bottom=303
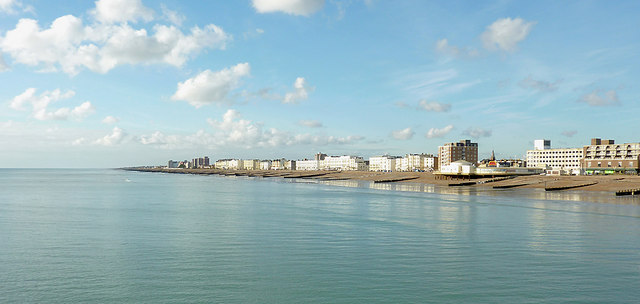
left=296, top=159, right=320, bottom=171
left=369, top=155, right=400, bottom=172
left=526, top=139, right=583, bottom=175
left=215, top=159, right=241, bottom=170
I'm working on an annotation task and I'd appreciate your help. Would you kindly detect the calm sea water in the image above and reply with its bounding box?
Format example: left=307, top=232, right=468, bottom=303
left=1, top=169, right=640, bottom=303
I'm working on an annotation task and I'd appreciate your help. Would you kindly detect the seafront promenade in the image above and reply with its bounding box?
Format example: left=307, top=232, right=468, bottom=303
left=124, top=167, right=640, bottom=196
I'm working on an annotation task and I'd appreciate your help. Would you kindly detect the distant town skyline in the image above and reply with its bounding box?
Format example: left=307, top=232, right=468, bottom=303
left=1, top=0, right=639, bottom=167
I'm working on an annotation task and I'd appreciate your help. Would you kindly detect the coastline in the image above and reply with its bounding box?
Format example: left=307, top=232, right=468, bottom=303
left=123, top=167, right=640, bottom=204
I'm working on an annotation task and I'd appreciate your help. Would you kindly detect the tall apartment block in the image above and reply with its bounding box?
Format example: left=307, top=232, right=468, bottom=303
left=438, top=139, right=478, bottom=169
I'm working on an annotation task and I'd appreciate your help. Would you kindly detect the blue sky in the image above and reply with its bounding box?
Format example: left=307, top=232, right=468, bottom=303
left=1, top=0, right=639, bottom=167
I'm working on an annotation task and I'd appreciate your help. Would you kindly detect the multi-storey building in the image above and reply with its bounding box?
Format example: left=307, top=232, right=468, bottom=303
left=369, top=155, right=400, bottom=172
left=438, top=140, right=478, bottom=169
left=322, top=155, right=366, bottom=171
left=525, top=140, right=583, bottom=175
left=296, top=159, right=320, bottom=171
left=260, top=160, right=272, bottom=170
left=167, top=160, right=179, bottom=168
left=284, top=160, right=296, bottom=170
left=270, top=159, right=286, bottom=170
left=242, top=159, right=260, bottom=170
left=582, top=138, right=640, bottom=174
left=398, top=153, right=438, bottom=171
left=215, top=159, right=240, bottom=170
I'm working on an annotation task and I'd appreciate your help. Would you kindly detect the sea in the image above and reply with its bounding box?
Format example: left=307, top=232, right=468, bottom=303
left=1, top=168, right=639, bottom=303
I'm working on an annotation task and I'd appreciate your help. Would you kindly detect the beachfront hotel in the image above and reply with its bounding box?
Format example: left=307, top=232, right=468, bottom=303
left=582, top=138, right=640, bottom=174
left=438, top=140, right=478, bottom=169
left=525, top=139, right=583, bottom=175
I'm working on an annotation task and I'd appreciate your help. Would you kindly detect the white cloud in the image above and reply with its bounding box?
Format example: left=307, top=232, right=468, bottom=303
left=161, top=4, right=185, bottom=26
left=578, top=89, right=620, bottom=106
left=0, top=0, right=30, bottom=14
left=0, top=13, right=230, bottom=74
left=92, top=0, right=154, bottom=24
left=519, top=76, right=558, bottom=92
left=252, top=0, right=325, bottom=16
left=418, top=100, right=451, bottom=112
left=171, top=63, right=251, bottom=108
left=481, top=17, right=535, bottom=52
left=426, top=125, right=454, bottom=138
left=298, top=120, right=323, bottom=128
left=391, top=127, right=414, bottom=140
left=435, top=38, right=479, bottom=58
left=561, top=130, right=577, bottom=137
left=72, top=137, right=87, bottom=146
left=9, top=88, right=95, bottom=121
left=141, top=109, right=363, bottom=149
left=102, top=115, right=119, bottom=124
left=462, top=127, right=492, bottom=138
left=94, top=126, right=126, bottom=146
left=0, top=54, right=8, bottom=72
left=283, top=77, right=311, bottom=104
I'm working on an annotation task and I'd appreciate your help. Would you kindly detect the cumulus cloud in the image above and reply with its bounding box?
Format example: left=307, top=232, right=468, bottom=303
left=161, top=4, right=185, bottom=26
left=102, top=115, right=119, bottom=124
left=481, top=17, right=535, bottom=52
left=578, top=89, right=620, bottom=106
left=426, top=125, right=454, bottom=138
left=94, top=126, right=126, bottom=146
left=171, top=63, right=251, bottom=108
left=462, top=127, right=492, bottom=138
left=435, top=39, right=479, bottom=58
left=418, top=100, right=451, bottom=112
left=283, top=77, right=311, bottom=104
left=298, top=120, right=323, bottom=128
left=519, top=76, right=558, bottom=92
left=0, top=9, right=230, bottom=74
left=391, top=127, right=414, bottom=140
left=141, top=109, right=363, bottom=149
left=92, top=0, right=154, bottom=24
left=561, top=130, right=577, bottom=137
left=9, top=88, right=95, bottom=121
left=252, top=0, right=325, bottom=16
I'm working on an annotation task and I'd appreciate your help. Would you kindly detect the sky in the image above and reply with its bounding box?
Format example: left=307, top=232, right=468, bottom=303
left=1, top=0, right=639, bottom=168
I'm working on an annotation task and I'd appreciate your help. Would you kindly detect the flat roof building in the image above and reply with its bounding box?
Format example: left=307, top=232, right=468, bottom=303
left=438, top=140, right=478, bottom=169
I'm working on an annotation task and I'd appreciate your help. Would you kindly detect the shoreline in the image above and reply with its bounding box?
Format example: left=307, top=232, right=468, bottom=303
left=123, top=167, right=640, bottom=204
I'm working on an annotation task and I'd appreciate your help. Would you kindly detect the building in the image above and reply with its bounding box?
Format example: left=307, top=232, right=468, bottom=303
left=438, top=160, right=542, bottom=177
left=242, top=159, right=260, bottom=170
left=582, top=138, right=640, bottom=174
left=534, top=139, right=551, bottom=150
left=167, top=160, right=179, bottom=168
left=191, top=156, right=210, bottom=168
left=438, top=140, right=478, bottom=169
left=369, top=155, right=400, bottom=172
left=270, top=159, right=286, bottom=170
left=215, top=159, right=240, bottom=170
left=322, top=155, right=367, bottom=171
left=296, top=159, right=320, bottom=171
left=526, top=140, right=583, bottom=175
left=260, top=160, right=272, bottom=170
left=398, top=153, right=438, bottom=171
left=284, top=160, right=296, bottom=170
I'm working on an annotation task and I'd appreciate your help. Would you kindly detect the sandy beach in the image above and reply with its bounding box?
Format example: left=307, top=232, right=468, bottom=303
left=124, top=167, right=640, bottom=196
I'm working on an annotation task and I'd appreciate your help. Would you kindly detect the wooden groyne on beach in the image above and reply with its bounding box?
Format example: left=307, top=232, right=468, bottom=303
left=373, top=176, right=420, bottom=183
left=615, top=188, right=640, bottom=196
left=545, top=182, right=598, bottom=191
